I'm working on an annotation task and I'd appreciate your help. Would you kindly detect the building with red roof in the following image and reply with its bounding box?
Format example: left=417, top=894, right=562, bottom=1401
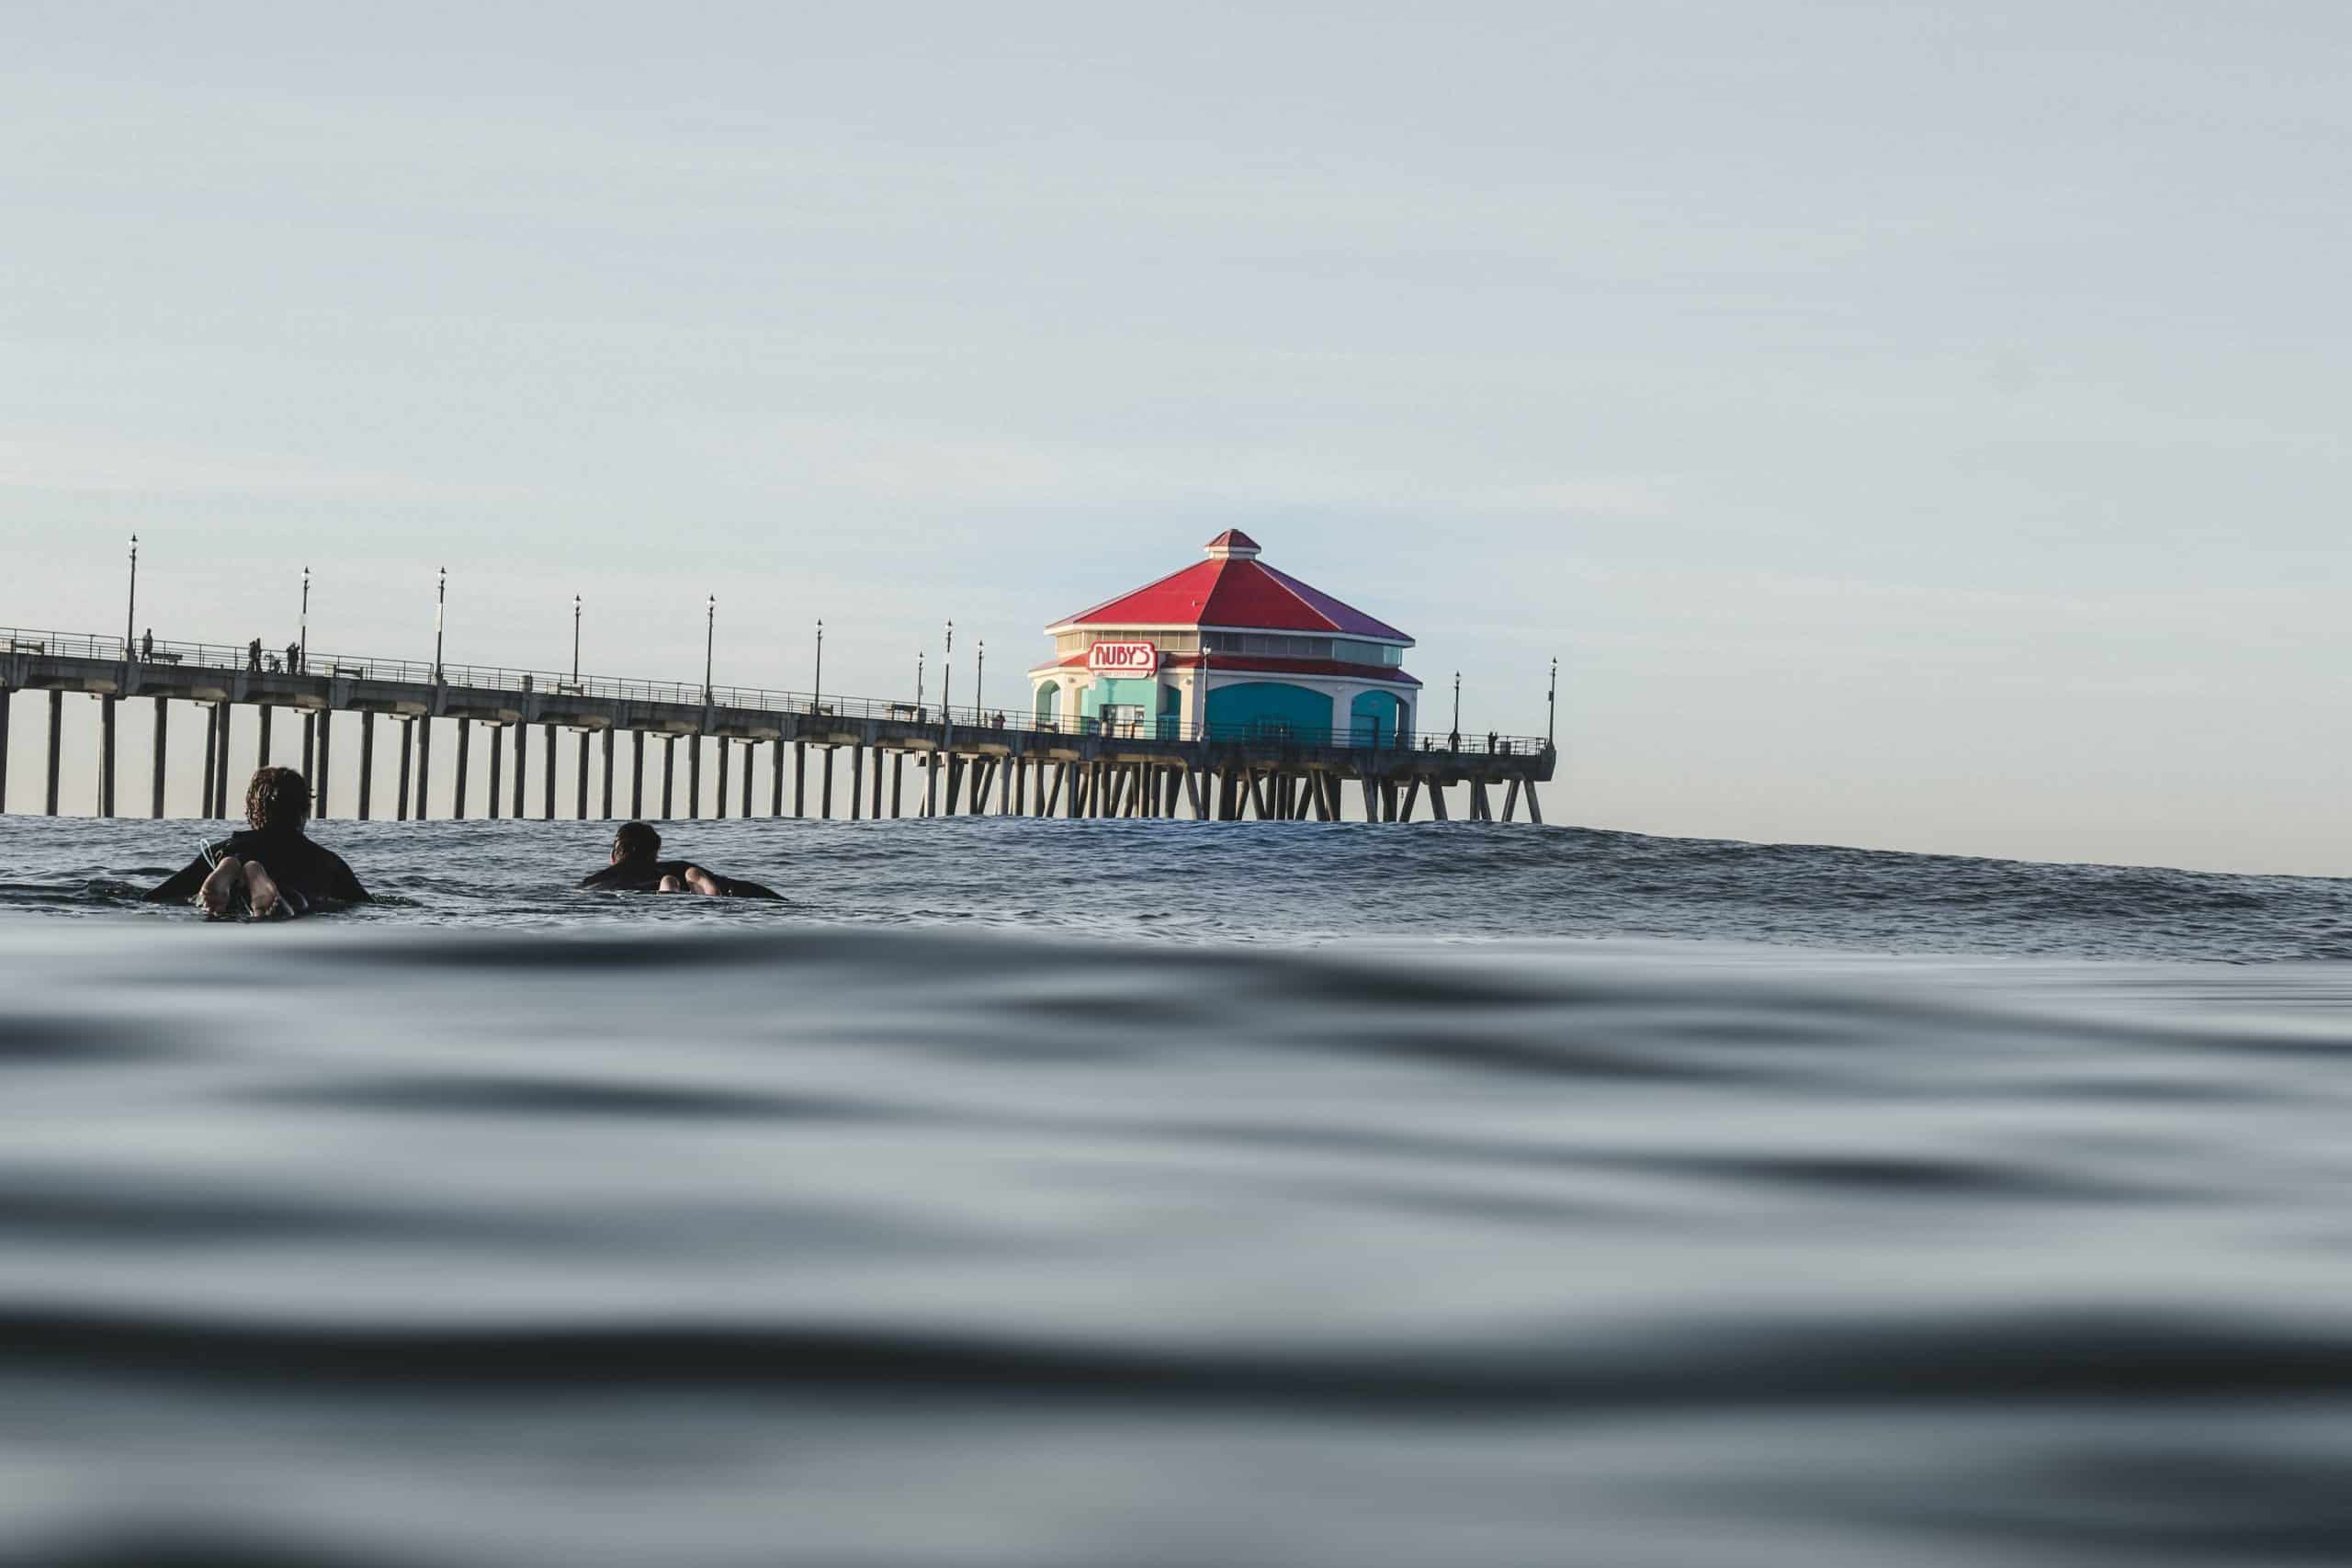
left=1029, top=532, right=1419, bottom=746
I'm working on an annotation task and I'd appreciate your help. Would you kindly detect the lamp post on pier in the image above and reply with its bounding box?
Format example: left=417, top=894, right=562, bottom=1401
left=432, top=567, right=447, bottom=682
left=572, top=595, right=582, bottom=681
left=943, top=620, right=954, bottom=723
left=703, top=595, right=716, bottom=705
left=915, top=650, right=924, bottom=710
left=300, top=565, right=311, bottom=671
left=813, top=619, right=824, bottom=712
left=1546, top=657, right=1557, bottom=747
left=1450, top=671, right=1461, bottom=750
left=976, top=638, right=985, bottom=719
left=124, top=535, right=138, bottom=659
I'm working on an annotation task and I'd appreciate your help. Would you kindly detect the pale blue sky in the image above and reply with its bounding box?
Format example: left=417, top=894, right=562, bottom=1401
left=5, top=3, right=2346, bottom=872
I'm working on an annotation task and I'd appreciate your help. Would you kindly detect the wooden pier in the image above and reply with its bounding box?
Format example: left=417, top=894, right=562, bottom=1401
left=1, top=630, right=1555, bottom=825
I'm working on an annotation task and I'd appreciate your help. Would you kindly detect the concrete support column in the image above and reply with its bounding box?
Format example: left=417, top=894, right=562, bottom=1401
left=743, top=740, right=754, bottom=818
left=415, top=717, right=433, bottom=820
left=358, top=711, right=375, bottom=819
left=686, top=735, right=700, bottom=819
left=511, top=717, right=526, bottom=820
left=398, top=719, right=413, bottom=820
left=486, top=722, right=502, bottom=820
left=794, top=742, right=807, bottom=817
left=45, top=689, right=63, bottom=815
left=543, top=723, right=556, bottom=820
left=662, top=737, right=675, bottom=819
left=256, top=705, right=273, bottom=772
left=0, top=687, right=10, bottom=812
left=197, top=703, right=215, bottom=818
left=213, top=701, right=232, bottom=818
left=576, top=731, right=589, bottom=820
left=892, top=753, right=904, bottom=818
left=301, top=713, right=315, bottom=782
left=716, top=737, right=729, bottom=819
left=925, top=751, right=939, bottom=816
left=869, top=745, right=882, bottom=819
left=631, top=731, right=645, bottom=818
left=453, top=718, right=471, bottom=820
left=315, top=711, right=333, bottom=819
left=599, top=729, right=613, bottom=819
left=770, top=739, right=784, bottom=817
left=98, top=695, right=117, bottom=818
left=849, top=744, right=863, bottom=820
left=820, top=747, right=835, bottom=818
left=151, top=696, right=168, bottom=818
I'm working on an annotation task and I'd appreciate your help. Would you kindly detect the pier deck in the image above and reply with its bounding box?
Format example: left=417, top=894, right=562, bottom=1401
left=2, top=629, right=1555, bottom=825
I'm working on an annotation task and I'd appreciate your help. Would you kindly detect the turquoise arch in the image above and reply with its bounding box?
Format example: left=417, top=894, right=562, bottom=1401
left=1206, top=682, right=1333, bottom=741
left=1351, top=689, right=1408, bottom=748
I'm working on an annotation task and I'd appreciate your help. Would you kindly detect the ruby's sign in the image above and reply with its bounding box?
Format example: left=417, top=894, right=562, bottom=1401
left=1086, top=640, right=1159, bottom=675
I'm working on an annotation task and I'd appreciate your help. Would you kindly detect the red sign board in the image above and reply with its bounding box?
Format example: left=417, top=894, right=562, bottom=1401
left=1086, top=640, right=1159, bottom=676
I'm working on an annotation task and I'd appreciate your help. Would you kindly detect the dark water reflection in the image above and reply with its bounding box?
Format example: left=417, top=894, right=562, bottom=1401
left=3, top=818, right=2350, bottom=1564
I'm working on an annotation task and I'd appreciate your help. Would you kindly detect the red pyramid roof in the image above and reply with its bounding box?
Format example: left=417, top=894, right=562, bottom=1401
left=1048, top=536, right=1410, bottom=642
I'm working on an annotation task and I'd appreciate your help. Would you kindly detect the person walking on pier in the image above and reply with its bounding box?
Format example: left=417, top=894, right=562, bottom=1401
left=579, top=822, right=780, bottom=899
left=139, top=627, right=153, bottom=662
left=144, top=766, right=370, bottom=919
left=248, top=638, right=264, bottom=673
left=287, top=641, right=302, bottom=675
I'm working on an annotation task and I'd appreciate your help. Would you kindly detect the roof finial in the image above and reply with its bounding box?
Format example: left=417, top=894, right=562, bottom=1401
left=1204, top=529, right=1261, bottom=560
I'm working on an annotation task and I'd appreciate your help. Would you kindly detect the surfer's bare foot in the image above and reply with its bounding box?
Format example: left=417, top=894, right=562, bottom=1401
left=198, top=855, right=243, bottom=918
left=244, top=861, right=285, bottom=919
left=684, top=866, right=723, bottom=897
left=658, top=874, right=687, bottom=893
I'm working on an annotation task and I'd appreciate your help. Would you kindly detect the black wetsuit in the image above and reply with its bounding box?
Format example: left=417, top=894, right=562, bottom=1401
left=145, top=829, right=370, bottom=914
left=579, top=857, right=780, bottom=898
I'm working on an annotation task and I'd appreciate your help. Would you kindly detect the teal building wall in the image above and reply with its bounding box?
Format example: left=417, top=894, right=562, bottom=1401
left=1350, top=689, right=1408, bottom=748
left=1206, top=682, right=1334, bottom=740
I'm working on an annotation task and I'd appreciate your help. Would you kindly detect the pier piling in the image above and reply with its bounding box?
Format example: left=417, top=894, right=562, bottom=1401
left=98, top=696, right=117, bottom=818
left=512, top=718, right=526, bottom=820
left=631, top=731, right=645, bottom=818
left=398, top=719, right=413, bottom=820
left=717, top=736, right=729, bottom=819
left=662, top=737, right=675, bottom=819
left=453, top=718, right=470, bottom=820
left=543, top=723, right=556, bottom=820
left=45, top=690, right=63, bottom=815
left=487, top=721, right=503, bottom=820
left=358, top=712, right=375, bottom=820
left=820, top=747, right=834, bottom=819
left=151, top=696, right=167, bottom=818
left=212, top=703, right=231, bottom=818
left=315, top=711, right=333, bottom=819
left=415, top=717, right=433, bottom=820
left=256, top=705, right=273, bottom=772
left=686, top=736, right=699, bottom=819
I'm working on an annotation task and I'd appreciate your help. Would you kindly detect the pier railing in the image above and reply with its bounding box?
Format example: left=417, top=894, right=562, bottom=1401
left=3, top=626, right=1551, bottom=757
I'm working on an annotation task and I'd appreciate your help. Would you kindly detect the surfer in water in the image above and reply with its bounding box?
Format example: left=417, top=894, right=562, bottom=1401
left=145, top=766, right=370, bottom=918
left=579, top=822, right=781, bottom=899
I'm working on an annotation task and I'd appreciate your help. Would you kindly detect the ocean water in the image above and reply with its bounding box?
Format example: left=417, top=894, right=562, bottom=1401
left=4, top=814, right=2351, bottom=1567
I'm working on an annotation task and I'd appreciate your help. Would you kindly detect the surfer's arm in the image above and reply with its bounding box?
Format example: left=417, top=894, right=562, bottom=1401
left=144, top=855, right=212, bottom=903
left=325, top=852, right=371, bottom=904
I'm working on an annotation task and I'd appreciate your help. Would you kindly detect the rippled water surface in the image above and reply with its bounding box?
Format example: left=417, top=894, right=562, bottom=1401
left=4, top=815, right=2351, bottom=1566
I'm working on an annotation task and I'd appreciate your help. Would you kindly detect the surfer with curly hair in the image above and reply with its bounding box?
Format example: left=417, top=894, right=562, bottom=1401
left=145, top=766, right=370, bottom=918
